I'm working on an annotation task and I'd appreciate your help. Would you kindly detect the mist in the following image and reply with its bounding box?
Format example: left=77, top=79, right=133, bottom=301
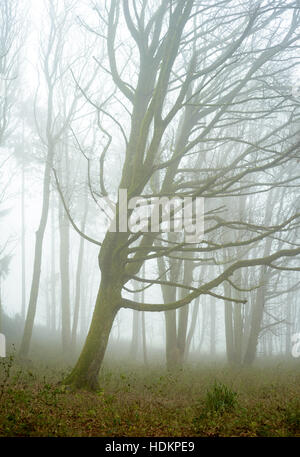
left=0, top=0, right=299, bottom=441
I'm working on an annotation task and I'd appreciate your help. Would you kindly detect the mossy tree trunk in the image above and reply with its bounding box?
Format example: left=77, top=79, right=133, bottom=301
left=62, top=1, right=300, bottom=390
left=64, top=279, right=120, bottom=390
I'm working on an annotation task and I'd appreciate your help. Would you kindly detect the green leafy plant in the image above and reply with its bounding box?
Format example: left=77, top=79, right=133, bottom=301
left=204, top=381, right=238, bottom=414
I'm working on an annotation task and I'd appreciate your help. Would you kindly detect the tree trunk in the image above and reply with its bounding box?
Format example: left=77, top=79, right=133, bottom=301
left=59, top=146, right=71, bottom=356
left=164, top=310, right=179, bottom=370
left=177, top=304, right=189, bottom=364
left=267, top=331, right=273, bottom=357
left=59, top=202, right=71, bottom=356
left=50, top=193, right=56, bottom=333
left=185, top=297, right=200, bottom=360
left=163, top=292, right=178, bottom=368
left=285, top=288, right=292, bottom=356
left=71, top=200, right=88, bottom=349
left=21, top=159, right=26, bottom=322
left=243, top=192, right=274, bottom=365
left=130, top=282, right=140, bottom=361
left=80, top=272, right=88, bottom=339
left=210, top=296, right=216, bottom=357
left=141, top=311, right=148, bottom=367
left=0, top=278, right=2, bottom=333
left=177, top=260, right=194, bottom=365
left=130, top=309, right=139, bottom=361
left=233, top=302, right=243, bottom=365
left=224, top=282, right=235, bottom=364
left=19, top=146, right=54, bottom=358
left=157, top=255, right=181, bottom=370
left=243, top=274, right=266, bottom=365
left=197, top=300, right=207, bottom=353
left=64, top=282, right=119, bottom=390
left=46, top=277, right=51, bottom=329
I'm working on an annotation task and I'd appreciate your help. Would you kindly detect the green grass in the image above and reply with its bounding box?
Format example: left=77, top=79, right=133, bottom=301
left=204, top=381, right=238, bottom=413
left=0, top=357, right=299, bottom=436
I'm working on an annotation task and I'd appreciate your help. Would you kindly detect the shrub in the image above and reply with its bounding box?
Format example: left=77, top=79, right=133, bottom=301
left=204, top=381, right=238, bottom=414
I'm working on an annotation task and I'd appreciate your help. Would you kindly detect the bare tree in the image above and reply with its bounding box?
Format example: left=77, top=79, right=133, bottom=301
left=0, top=0, right=24, bottom=145
left=59, top=0, right=300, bottom=390
left=19, top=0, right=79, bottom=358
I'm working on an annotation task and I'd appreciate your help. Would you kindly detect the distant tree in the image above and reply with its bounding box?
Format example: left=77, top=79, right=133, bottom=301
left=19, top=0, right=80, bottom=358
left=0, top=251, right=12, bottom=332
left=0, top=0, right=24, bottom=328
left=0, top=0, right=23, bottom=145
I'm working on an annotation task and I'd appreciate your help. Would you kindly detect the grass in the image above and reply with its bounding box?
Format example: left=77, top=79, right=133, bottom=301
left=203, top=381, right=238, bottom=413
left=0, top=356, right=299, bottom=437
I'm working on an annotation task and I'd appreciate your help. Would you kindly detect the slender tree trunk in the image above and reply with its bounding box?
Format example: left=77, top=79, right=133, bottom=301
left=130, top=282, right=140, bottom=360
left=233, top=301, right=243, bottom=365
left=21, top=159, right=26, bottom=322
left=130, top=309, right=139, bottom=361
left=267, top=331, right=273, bottom=357
left=59, top=201, right=71, bottom=356
left=224, top=282, right=235, bottom=364
left=243, top=273, right=267, bottom=365
left=185, top=297, right=200, bottom=360
left=157, top=255, right=181, bottom=370
left=159, top=258, right=194, bottom=369
left=262, top=332, right=267, bottom=357
left=141, top=311, right=148, bottom=366
left=242, top=191, right=274, bottom=365
left=164, top=310, right=179, bottom=370
left=71, top=200, right=88, bottom=349
left=197, top=299, right=207, bottom=353
left=87, top=262, right=98, bottom=331
left=46, top=278, right=51, bottom=329
left=59, top=146, right=71, bottom=356
left=0, top=278, right=2, bottom=333
left=163, top=264, right=179, bottom=369
left=210, top=296, right=216, bottom=357
left=177, top=260, right=194, bottom=365
left=80, top=250, right=93, bottom=338
left=50, top=193, right=56, bottom=333
left=285, top=291, right=292, bottom=356
left=80, top=273, right=87, bottom=339
left=140, top=265, right=148, bottom=366
left=177, top=304, right=189, bottom=365
left=19, top=145, right=54, bottom=358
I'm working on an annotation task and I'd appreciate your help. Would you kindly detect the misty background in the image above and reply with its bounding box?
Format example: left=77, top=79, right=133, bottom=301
left=0, top=0, right=299, bottom=371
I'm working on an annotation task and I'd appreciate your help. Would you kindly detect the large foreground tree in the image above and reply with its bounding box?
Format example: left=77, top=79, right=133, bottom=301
left=61, top=0, right=300, bottom=390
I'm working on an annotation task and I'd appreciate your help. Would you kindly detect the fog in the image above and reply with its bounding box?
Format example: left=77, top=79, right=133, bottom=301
left=0, top=0, right=299, bottom=439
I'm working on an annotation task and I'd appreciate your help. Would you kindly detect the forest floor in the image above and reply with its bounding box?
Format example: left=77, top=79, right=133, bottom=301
left=0, top=357, right=299, bottom=437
